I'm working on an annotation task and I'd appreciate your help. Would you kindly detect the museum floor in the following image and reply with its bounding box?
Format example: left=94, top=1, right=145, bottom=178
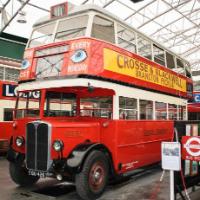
left=0, top=156, right=200, bottom=200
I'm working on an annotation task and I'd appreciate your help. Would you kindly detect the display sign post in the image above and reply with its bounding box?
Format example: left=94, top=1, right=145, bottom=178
left=162, top=142, right=181, bottom=200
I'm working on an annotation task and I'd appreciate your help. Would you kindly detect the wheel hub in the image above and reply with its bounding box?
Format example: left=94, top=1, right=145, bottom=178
left=89, top=162, right=105, bottom=192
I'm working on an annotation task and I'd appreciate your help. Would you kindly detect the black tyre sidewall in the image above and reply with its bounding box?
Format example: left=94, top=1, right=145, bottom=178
left=75, top=150, right=109, bottom=200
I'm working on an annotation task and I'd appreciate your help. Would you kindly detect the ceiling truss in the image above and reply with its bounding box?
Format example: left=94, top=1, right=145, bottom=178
left=0, top=0, right=199, bottom=72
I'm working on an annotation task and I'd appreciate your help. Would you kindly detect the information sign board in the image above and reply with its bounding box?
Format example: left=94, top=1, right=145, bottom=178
left=162, top=142, right=181, bottom=171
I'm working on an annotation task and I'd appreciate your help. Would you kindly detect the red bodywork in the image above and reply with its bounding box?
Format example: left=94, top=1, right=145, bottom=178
left=0, top=122, right=13, bottom=152
left=19, top=38, right=193, bottom=99
left=11, top=37, right=190, bottom=174
left=0, top=81, right=17, bottom=152
left=13, top=116, right=174, bottom=172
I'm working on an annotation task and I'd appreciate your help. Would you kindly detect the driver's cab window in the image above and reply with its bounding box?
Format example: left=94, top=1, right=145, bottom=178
left=44, top=92, right=76, bottom=117
left=92, top=15, right=115, bottom=44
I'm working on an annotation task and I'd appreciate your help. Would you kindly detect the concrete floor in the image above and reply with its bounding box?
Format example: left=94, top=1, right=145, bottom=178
left=0, top=156, right=200, bottom=200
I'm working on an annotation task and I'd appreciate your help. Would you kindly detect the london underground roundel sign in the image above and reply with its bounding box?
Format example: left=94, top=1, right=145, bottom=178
left=182, top=136, right=200, bottom=161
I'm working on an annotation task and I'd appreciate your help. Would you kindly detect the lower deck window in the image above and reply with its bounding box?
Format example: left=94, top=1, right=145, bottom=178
left=119, top=96, right=137, bottom=120
left=155, top=102, right=167, bottom=120
left=4, top=108, right=13, bottom=121
left=140, top=100, right=153, bottom=120
left=168, top=104, right=178, bottom=120
left=80, top=97, right=112, bottom=118
left=178, top=105, right=186, bottom=120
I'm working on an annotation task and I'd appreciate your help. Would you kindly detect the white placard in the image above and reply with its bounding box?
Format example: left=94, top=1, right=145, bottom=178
left=162, top=142, right=181, bottom=171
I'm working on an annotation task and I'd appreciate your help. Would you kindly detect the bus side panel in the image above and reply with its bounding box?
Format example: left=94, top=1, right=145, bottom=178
left=116, top=120, right=174, bottom=173
left=0, top=122, right=13, bottom=152
left=100, top=121, right=118, bottom=171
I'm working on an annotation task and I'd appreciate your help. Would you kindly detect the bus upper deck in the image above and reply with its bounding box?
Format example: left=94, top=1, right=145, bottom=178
left=19, top=3, right=193, bottom=99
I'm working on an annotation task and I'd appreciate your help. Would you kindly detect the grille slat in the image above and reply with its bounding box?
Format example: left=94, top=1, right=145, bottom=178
left=26, top=123, right=36, bottom=169
left=26, top=122, right=51, bottom=172
left=37, top=124, right=49, bottom=171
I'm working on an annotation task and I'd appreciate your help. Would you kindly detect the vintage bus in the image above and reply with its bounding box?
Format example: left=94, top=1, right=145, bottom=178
left=188, top=92, right=200, bottom=120
left=7, top=2, right=193, bottom=200
left=0, top=81, right=18, bottom=153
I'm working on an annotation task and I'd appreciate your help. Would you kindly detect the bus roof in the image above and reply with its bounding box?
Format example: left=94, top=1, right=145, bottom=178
left=33, top=4, right=190, bottom=66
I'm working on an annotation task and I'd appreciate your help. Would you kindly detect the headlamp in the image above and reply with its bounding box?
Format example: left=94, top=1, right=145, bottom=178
left=53, top=140, right=64, bottom=152
left=15, top=136, right=24, bottom=147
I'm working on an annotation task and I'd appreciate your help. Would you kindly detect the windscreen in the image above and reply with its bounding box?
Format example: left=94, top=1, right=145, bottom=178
left=16, top=90, right=41, bottom=119
left=28, top=22, right=56, bottom=48
left=55, top=15, right=89, bottom=42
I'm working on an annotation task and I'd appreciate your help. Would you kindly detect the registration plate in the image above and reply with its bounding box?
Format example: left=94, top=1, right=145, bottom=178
left=28, top=170, right=51, bottom=178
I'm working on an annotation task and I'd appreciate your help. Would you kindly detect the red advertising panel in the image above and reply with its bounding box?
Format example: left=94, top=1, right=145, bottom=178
left=182, top=136, right=200, bottom=161
left=19, top=38, right=192, bottom=99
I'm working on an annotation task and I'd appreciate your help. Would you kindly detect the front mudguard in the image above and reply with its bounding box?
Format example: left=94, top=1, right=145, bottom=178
left=7, top=147, right=25, bottom=164
left=66, top=143, right=105, bottom=173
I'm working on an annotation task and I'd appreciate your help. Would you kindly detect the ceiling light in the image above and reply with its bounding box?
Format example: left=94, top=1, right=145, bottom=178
left=17, top=11, right=27, bottom=23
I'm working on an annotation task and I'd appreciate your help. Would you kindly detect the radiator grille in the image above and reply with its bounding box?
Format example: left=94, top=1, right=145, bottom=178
left=26, top=122, right=52, bottom=171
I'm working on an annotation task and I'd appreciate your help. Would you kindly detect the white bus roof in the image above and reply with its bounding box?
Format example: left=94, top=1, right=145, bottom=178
left=33, top=4, right=190, bottom=66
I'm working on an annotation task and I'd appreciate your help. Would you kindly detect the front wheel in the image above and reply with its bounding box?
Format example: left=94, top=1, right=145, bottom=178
left=75, top=150, right=109, bottom=200
left=9, top=162, right=39, bottom=186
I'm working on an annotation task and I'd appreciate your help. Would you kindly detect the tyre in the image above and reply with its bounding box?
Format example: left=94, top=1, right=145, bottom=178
left=9, top=162, right=39, bottom=186
left=75, top=150, right=109, bottom=200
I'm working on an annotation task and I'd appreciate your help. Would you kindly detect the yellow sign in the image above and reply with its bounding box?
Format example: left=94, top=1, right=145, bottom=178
left=103, top=48, right=186, bottom=92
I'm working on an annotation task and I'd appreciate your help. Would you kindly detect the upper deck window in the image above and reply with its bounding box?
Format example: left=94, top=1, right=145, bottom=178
left=92, top=16, right=115, bottom=44
left=153, top=45, right=165, bottom=66
left=185, top=62, right=192, bottom=78
left=117, top=24, right=136, bottom=53
left=55, top=15, right=89, bottom=42
left=166, top=52, right=175, bottom=69
left=176, top=58, right=186, bottom=76
left=29, top=22, right=56, bottom=48
left=137, top=36, right=152, bottom=60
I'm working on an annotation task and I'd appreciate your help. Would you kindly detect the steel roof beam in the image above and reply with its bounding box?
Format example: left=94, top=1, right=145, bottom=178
left=161, top=0, right=199, bottom=27
left=0, top=0, right=31, bottom=33
left=0, top=0, right=11, bottom=11
left=181, top=45, right=200, bottom=57
left=103, top=0, right=115, bottom=8
left=150, top=7, right=200, bottom=37
left=168, top=29, right=200, bottom=48
left=124, top=0, right=155, bottom=21
left=138, top=0, right=191, bottom=29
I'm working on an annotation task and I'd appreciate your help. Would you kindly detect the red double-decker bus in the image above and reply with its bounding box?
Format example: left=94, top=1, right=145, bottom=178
left=7, top=2, right=193, bottom=200
left=188, top=92, right=200, bottom=120
left=0, top=81, right=17, bottom=153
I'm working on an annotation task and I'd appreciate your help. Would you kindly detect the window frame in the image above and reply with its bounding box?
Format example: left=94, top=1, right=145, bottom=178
left=90, top=13, right=116, bottom=44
